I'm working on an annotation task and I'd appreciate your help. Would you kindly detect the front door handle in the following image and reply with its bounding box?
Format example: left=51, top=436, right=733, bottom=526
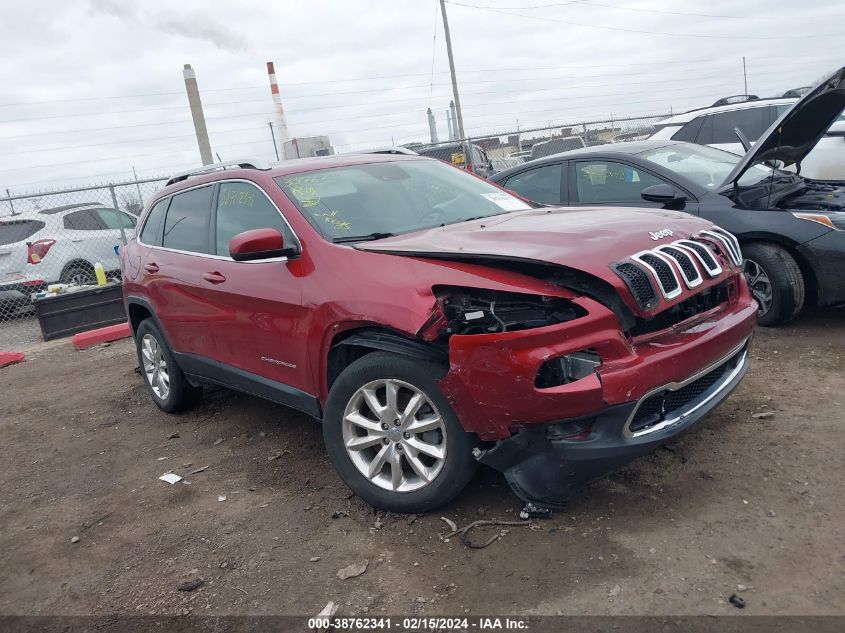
left=144, top=262, right=159, bottom=274
left=202, top=271, right=226, bottom=284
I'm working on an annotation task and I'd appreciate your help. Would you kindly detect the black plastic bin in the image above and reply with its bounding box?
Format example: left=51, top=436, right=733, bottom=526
left=33, top=283, right=127, bottom=341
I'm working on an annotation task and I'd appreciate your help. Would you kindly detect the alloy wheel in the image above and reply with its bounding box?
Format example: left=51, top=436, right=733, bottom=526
left=69, top=271, right=93, bottom=286
left=141, top=334, right=170, bottom=400
left=744, top=258, right=772, bottom=316
left=342, top=378, right=447, bottom=493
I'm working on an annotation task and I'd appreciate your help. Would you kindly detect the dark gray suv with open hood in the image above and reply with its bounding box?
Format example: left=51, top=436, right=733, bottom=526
left=492, top=66, right=845, bottom=326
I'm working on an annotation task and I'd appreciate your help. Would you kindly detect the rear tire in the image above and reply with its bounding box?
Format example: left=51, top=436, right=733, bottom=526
left=743, top=242, right=804, bottom=327
left=135, top=318, right=201, bottom=413
left=323, top=352, right=477, bottom=513
left=60, top=262, right=95, bottom=286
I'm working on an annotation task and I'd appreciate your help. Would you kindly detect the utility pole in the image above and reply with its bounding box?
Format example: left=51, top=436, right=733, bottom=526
left=183, top=64, right=213, bottom=165
left=440, top=0, right=465, bottom=140
left=742, top=56, right=748, bottom=94
left=268, top=122, right=280, bottom=161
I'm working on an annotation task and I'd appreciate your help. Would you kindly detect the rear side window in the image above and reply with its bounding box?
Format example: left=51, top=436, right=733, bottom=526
left=671, top=116, right=705, bottom=142
left=63, top=209, right=105, bottom=231
left=96, top=208, right=136, bottom=229
left=214, top=181, right=293, bottom=256
left=140, top=199, right=169, bottom=245
left=162, top=186, right=213, bottom=253
left=504, top=163, right=563, bottom=205
left=0, top=220, right=45, bottom=245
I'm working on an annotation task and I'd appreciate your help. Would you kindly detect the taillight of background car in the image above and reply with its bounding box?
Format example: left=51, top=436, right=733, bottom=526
left=27, top=239, right=56, bottom=264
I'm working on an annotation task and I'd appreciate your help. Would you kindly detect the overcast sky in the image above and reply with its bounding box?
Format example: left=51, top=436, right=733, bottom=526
left=0, top=0, right=842, bottom=194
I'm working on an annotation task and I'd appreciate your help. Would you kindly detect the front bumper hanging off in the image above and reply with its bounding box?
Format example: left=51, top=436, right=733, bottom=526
left=475, top=341, right=750, bottom=509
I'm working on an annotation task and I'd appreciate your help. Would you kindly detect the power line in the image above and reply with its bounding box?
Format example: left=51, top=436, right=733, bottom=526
left=0, top=54, right=828, bottom=109
left=0, top=58, right=818, bottom=129
left=445, top=0, right=845, bottom=39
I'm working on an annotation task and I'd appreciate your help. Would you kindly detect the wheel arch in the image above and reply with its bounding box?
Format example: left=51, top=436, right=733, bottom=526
left=60, top=258, right=94, bottom=275
left=125, top=296, right=175, bottom=347
left=324, top=326, right=448, bottom=399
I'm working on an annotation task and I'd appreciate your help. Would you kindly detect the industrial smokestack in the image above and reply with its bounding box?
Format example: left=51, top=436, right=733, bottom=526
left=266, top=61, right=290, bottom=160
left=427, top=108, right=438, bottom=143
left=449, top=100, right=458, bottom=140
left=182, top=64, right=213, bottom=166
left=446, top=109, right=454, bottom=142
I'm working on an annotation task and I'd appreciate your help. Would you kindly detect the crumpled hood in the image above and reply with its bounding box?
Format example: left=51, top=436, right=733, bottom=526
left=356, top=206, right=720, bottom=291
left=720, top=65, right=845, bottom=188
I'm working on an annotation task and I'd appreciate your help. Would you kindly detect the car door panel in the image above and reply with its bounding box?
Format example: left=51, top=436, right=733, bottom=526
left=204, top=180, right=311, bottom=394
left=149, top=184, right=217, bottom=357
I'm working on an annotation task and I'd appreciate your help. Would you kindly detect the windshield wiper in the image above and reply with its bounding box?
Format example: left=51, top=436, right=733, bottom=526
left=332, top=232, right=395, bottom=244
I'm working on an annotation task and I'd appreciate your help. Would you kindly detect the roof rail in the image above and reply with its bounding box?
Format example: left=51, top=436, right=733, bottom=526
left=165, top=159, right=270, bottom=186
left=710, top=94, right=759, bottom=107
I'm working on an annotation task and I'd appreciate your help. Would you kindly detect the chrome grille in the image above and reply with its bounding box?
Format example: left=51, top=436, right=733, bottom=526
left=675, top=240, right=722, bottom=277
left=632, top=251, right=681, bottom=299
left=656, top=244, right=702, bottom=288
left=613, top=234, right=730, bottom=308
left=700, top=228, right=743, bottom=266
left=614, top=262, right=658, bottom=309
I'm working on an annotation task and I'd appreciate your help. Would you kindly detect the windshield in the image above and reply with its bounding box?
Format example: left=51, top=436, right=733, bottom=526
left=275, top=159, right=531, bottom=241
left=637, top=143, right=780, bottom=189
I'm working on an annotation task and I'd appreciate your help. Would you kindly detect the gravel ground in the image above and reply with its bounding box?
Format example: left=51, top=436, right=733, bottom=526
left=1, top=309, right=843, bottom=617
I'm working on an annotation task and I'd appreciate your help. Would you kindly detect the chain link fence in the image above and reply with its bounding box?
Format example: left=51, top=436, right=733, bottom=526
left=364, top=112, right=669, bottom=174
left=0, top=178, right=167, bottom=348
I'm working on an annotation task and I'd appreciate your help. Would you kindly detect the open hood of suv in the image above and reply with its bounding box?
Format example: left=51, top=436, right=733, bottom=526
left=720, top=65, right=845, bottom=189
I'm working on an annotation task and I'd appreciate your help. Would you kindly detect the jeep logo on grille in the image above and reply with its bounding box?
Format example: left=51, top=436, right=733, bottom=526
left=649, top=228, right=674, bottom=241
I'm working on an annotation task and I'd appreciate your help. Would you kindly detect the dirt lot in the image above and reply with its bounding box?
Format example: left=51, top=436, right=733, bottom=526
left=1, top=309, right=843, bottom=617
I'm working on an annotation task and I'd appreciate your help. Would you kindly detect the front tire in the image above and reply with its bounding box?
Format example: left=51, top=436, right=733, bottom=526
left=743, top=242, right=805, bottom=327
left=323, top=352, right=477, bottom=513
left=135, top=319, right=201, bottom=413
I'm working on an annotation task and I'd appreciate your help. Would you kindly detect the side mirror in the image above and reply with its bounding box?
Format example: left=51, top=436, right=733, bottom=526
left=229, top=228, right=299, bottom=262
left=641, top=183, right=686, bottom=207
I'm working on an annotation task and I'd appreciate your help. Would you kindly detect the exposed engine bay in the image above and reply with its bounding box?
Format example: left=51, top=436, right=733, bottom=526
left=780, top=180, right=845, bottom=212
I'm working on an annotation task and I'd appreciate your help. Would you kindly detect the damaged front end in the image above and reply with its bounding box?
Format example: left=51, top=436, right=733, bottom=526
left=409, top=259, right=755, bottom=511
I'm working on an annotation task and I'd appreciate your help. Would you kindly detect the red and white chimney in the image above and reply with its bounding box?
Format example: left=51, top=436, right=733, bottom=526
left=267, top=61, right=290, bottom=160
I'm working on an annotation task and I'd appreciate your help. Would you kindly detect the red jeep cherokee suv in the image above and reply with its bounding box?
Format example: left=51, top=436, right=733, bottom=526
left=121, top=155, right=756, bottom=513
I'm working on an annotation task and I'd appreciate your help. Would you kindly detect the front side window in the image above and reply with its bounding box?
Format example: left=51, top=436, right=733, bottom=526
left=504, top=163, right=563, bottom=205
left=574, top=161, right=664, bottom=203
left=162, top=186, right=213, bottom=253
left=215, top=181, right=293, bottom=256
left=275, top=160, right=531, bottom=242
left=140, top=199, right=168, bottom=245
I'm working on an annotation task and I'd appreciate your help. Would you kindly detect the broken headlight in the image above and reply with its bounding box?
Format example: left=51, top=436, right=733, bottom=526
left=435, top=287, right=586, bottom=335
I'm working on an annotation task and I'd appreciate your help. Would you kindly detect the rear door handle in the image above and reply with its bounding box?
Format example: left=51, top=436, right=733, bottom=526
left=202, top=271, right=226, bottom=284
left=144, top=262, right=159, bottom=274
